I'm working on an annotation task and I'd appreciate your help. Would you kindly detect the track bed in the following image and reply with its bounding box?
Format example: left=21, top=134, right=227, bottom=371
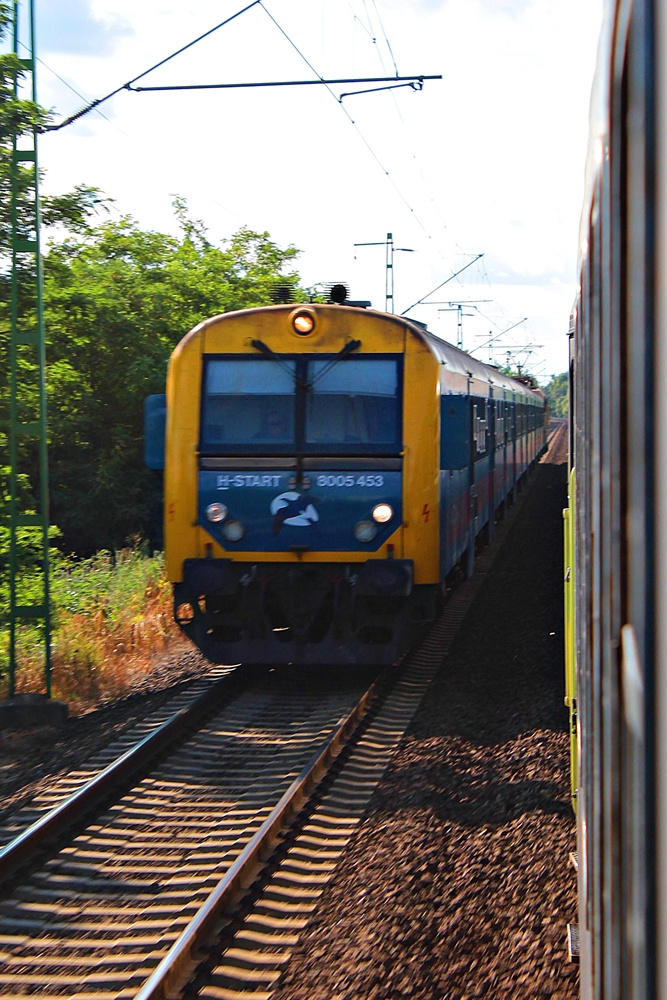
left=268, top=423, right=576, bottom=1000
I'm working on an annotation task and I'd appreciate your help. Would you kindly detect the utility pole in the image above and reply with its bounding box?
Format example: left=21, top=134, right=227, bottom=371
left=8, top=0, right=52, bottom=697
left=504, top=346, right=544, bottom=374
left=472, top=317, right=529, bottom=366
left=354, top=233, right=413, bottom=313
left=436, top=300, right=490, bottom=351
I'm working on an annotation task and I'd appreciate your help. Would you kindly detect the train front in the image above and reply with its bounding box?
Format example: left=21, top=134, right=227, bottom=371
left=163, top=304, right=440, bottom=665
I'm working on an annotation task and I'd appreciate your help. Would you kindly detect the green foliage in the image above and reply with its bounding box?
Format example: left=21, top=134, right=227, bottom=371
left=49, top=547, right=165, bottom=628
left=0, top=2, right=49, bottom=139
left=0, top=1, right=305, bottom=572
left=42, top=203, right=302, bottom=553
left=544, top=372, right=569, bottom=417
left=41, top=184, right=114, bottom=233
left=0, top=2, right=50, bottom=266
left=0, top=456, right=61, bottom=643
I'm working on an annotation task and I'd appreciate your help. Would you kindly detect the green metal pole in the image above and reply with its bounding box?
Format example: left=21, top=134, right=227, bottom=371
left=29, top=0, right=52, bottom=697
left=9, top=0, right=20, bottom=699
left=8, top=0, right=52, bottom=697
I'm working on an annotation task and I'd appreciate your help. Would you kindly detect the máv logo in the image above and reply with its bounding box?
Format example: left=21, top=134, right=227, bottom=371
left=270, top=492, right=319, bottom=535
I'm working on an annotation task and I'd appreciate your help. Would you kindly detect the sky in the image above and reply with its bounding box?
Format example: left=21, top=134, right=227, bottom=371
left=14, top=0, right=602, bottom=381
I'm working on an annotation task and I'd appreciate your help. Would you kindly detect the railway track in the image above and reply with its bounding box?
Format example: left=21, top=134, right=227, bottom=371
left=0, top=667, right=237, bottom=852
left=0, top=444, right=558, bottom=1000
left=0, top=665, right=377, bottom=998
left=0, top=601, right=498, bottom=998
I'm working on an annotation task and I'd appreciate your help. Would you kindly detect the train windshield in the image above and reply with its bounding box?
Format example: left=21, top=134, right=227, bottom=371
left=200, top=356, right=400, bottom=454
left=305, top=359, right=399, bottom=449
left=200, top=359, right=296, bottom=450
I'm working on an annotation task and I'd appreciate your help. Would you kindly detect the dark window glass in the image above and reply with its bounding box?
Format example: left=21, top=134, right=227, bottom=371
left=200, top=355, right=400, bottom=454
left=201, top=359, right=295, bottom=450
left=305, top=359, right=399, bottom=449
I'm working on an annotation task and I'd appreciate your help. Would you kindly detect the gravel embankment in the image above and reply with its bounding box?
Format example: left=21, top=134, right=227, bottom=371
left=270, top=432, right=577, bottom=1000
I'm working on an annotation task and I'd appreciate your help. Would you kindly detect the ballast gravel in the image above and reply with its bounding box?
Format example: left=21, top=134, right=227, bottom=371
left=0, top=646, right=212, bottom=815
left=270, top=430, right=576, bottom=1000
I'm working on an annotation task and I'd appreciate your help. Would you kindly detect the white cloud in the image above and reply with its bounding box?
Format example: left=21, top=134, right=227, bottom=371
left=36, top=0, right=132, bottom=56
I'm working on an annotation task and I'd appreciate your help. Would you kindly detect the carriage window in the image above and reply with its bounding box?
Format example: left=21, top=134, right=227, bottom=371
left=201, top=359, right=296, bottom=450
left=305, top=359, right=400, bottom=450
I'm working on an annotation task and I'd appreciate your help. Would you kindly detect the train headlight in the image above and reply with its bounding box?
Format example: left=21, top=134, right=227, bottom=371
left=206, top=503, right=228, bottom=523
left=372, top=503, right=393, bottom=524
left=222, top=519, right=246, bottom=542
left=291, top=310, right=316, bottom=335
left=354, top=520, right=377, bottom=543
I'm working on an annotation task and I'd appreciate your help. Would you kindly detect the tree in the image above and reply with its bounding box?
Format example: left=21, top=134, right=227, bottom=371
left=544, top=372, right=569, bottom=418
left=42, top=205, right=303, bottom=554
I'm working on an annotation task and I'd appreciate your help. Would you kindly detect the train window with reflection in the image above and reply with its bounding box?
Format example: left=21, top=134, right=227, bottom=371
left=200, top=358, right=296, bottom=451
left=304, top=359, right=400, bottom=451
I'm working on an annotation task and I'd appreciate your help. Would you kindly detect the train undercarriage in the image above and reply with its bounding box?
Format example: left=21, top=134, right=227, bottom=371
left=173, top=556, right=437, bottom=665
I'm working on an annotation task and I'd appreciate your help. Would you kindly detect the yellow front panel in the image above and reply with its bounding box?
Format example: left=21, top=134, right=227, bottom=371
left=201, top=304, right=406, bottom=356
left=164, top=306, right=440, bottom=579
left=164, top=327, right=204, bottom=581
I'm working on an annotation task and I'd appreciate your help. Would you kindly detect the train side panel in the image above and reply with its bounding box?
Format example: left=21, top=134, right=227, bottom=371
left=402, top=331, right=440, bottom=584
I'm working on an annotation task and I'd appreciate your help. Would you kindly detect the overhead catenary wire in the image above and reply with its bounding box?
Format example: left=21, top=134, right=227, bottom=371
left=258, top=1, right=435, bottom=236
left=370, top=0, right=399, bottom=77
left=38, top=0, right=439, bottom=244
left=21, top=49, right=122, bottom=132
left=348, top=1, right=489, bottom=316
left=42, top=0, right=265, bottom=131
left=401, top=254, right=484, bottom=316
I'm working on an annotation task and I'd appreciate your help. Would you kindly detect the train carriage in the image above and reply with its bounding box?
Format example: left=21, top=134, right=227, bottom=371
left=146, top=300, right=546, bottom=666
left=563, top=0, right=667, bottom=995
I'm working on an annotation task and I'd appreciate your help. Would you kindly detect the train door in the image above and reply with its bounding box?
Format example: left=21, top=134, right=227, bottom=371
left=466, top=379, right=476, bottom=577
left=497, top=396, right=507, bottom=513
left=509, top=392, right=519, bottom=502
left=488, top=385, right=496, bottom=542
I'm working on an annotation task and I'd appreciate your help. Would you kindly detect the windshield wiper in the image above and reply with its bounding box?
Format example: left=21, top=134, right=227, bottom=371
left=251, top=339, right=299, bottom=382
left=310, top=339, right=362, bottom=387
left=252, top=337, right=362, bottom=389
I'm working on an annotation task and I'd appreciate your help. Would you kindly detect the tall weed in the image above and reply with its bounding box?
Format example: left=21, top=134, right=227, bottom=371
left=0, top=548, right=182, bottom=714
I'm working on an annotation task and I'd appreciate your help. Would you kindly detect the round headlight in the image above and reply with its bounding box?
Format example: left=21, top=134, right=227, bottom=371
left=222, top=519, right=246, bottom=542
left=372, top=503, right=393, bottom=524
left=354, top=520, right=377, bottom=543
left=292, top=310, right=316, bottom=335
left=206, top=503, right=228, bottom=523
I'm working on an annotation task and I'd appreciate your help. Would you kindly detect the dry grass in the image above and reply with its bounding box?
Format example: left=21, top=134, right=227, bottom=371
left=1, top=549, right=184, bottom=715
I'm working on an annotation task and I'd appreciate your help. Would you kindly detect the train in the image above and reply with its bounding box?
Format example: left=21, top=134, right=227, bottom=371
left=145, top=291, right=547, bottom=666
left=563, top=0, right=667, bottom=995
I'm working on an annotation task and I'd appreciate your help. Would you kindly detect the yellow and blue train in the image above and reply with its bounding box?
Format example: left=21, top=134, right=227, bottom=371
left=146, top=299, right=546, bottom=665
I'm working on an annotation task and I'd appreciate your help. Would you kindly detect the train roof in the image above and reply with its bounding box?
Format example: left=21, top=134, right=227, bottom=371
left=401, top=315, right=541, bottom=399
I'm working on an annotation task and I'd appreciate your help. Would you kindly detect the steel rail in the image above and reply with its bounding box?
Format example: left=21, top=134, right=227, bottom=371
left=134, top=676, right=381, bottom=1000
left=0, top=669, right=245, bottom=887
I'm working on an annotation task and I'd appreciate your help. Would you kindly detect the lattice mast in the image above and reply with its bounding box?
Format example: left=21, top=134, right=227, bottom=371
left=8, top=0, right=51, bottom=696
